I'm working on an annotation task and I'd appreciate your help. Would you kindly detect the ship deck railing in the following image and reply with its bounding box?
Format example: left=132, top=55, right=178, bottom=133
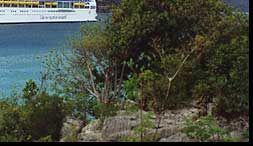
left=0, top=0, right=96, bottom=9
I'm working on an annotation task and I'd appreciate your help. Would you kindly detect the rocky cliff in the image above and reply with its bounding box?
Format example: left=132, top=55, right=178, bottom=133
left=60, top=107, right=200, bottom=142
left=59, top=105, right=248, bottom=142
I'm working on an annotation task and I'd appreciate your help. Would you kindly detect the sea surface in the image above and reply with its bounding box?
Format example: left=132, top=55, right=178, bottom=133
left=225, top=0, right=249, bottom=12
left=0, top=13, right=108, bottom=96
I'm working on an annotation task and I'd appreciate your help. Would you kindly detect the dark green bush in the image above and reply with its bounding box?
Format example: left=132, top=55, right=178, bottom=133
left=92, top=102, right=119, bottom=119
left=0, top=80, right=68, bottom=142
left=192, top=14, right=249, bottom=118
left=24, top=93, right=67, bottom=141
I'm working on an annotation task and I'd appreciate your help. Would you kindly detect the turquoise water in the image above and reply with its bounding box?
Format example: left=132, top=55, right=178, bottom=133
left=0, top=23, right=80, bottom=96
left=0, top=14, right=108, bottom=96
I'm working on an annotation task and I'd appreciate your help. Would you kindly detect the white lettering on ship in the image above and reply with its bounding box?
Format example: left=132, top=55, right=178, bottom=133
left=40, top=15, right=67, bottom=20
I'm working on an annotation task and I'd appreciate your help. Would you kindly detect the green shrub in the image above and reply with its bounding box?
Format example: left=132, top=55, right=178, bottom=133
left=183, top=115, right=227, bottom=142
left=125, top=102, right=139, bottom=113
left=24, top=93, right=67, bottom=141
left=22, top=79, right=38, bottom=101
left=0, top=80, right=68, bottom=142
left=0, top=99, right=25, bottom=141
left=92, top=102, right=119, bottom=119
left=123, top=76, right=139, bottom=102
left=222, top=137, right=241, bottom=142
left=35, top=135, right=53, bottom=142
left=242, top=129, right=249, bottom=141
left=192, top=15, right=249, bottom=118
left=0, top=136, right=19, bottom=142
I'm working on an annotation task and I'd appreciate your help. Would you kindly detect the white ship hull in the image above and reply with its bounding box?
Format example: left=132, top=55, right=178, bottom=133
left=0, top=7, right=97, bottom=23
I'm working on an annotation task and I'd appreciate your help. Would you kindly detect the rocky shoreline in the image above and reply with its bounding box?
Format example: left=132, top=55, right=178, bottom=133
left=59, top=107, right=248, bottom=142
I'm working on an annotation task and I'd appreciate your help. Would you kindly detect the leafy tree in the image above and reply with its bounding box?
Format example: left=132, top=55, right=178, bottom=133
left=110, top=0, right=233, bottom=71
left=40, top=1, right=248, bottom=136
left=43, top=24, right=126, bottom=122
left=110, top=0, right=232, bottom=108
left=192, top=13, right=249, bottom=118
left=111, top=0, right=248, bottom=118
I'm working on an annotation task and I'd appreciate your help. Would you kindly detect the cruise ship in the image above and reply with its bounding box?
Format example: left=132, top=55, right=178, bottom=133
left=0, top=0, right=97, bottom=23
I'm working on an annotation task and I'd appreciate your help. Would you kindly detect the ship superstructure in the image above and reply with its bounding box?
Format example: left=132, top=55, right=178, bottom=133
left=0, top=0, right=97, bottom=23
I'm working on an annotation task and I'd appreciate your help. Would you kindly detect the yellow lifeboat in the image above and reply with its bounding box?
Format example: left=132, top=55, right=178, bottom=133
left=0, top=0, right=39, bottom=6
left=25, top=2, right=33, bottom=5
left=73, top=2, right=85, bottom=7
left=9, top=1, right=18, bottom=5
left=45, top=2, right=51, bottom=5
left=2, top=0, right=17, bottom=5
left=3, top=1, right=12, bottom=4
left=52, top=2, right=57, bottom=6
left=31, top=1, right=39, bottom=5
left=45, top=2, right=57, bottom=6
left=18, top=1, right=26, bottom=5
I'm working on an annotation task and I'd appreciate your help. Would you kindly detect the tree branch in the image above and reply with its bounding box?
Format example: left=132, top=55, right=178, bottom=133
left=165, top=49, right=195, bottom=99
left=86, top=61, right=99, bottom=97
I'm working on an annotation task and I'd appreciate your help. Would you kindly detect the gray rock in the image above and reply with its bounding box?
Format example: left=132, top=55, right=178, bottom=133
left=230, top=131, right=243, bottom=139
left=146, top=127, right=180, bottom=139
left=78, top=131, right=103, bottom=142
left=159, top=133, right=193, bottom=142
left=60, top=107, right=201, bottom=142
left=77, top=119, right=104, bottom=142
left=101, top=115, right=139, bottom=141
left=81, top=119, right=102, bottom=132
left=60, top=117, right=84, bottom=142
left=105, top=131, right=135, bottom=142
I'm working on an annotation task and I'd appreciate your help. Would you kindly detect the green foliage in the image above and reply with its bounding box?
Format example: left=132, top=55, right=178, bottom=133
left=0, top=80, right=68, bottom=142
left=222, top=137, right=241, bottom=142
left=111, top=0, right=249, bottom=117
left=43, top=23, right=125, bottom=124
left=137, top=70, right=157, bottom=111
left=242, top=129, right=249, bottom=140
left=0, top=97, right=26, bottom=141
left=92, top=102, right=119, bottom=119
left=35, top=135, right=53, bottom=142
left=22, top=79, right=38, bottom=101
left=0, top=136, right=19, bottom=142
left=111, top=0, right=233, bottom=70
left=125, top=102, right=139, bottom=113
left=123, top=76, right=139, bottom=102
left=42, top=0, right=248, bottom=126
left=91, top=102, right=119, bottom=130
left=24, top=93, right=67, bottom=141
left=183, top=115, right=228, bottom=142
left=109, top=0, right=247, bottom=113
left=192, top=14, right=249, bottom=118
